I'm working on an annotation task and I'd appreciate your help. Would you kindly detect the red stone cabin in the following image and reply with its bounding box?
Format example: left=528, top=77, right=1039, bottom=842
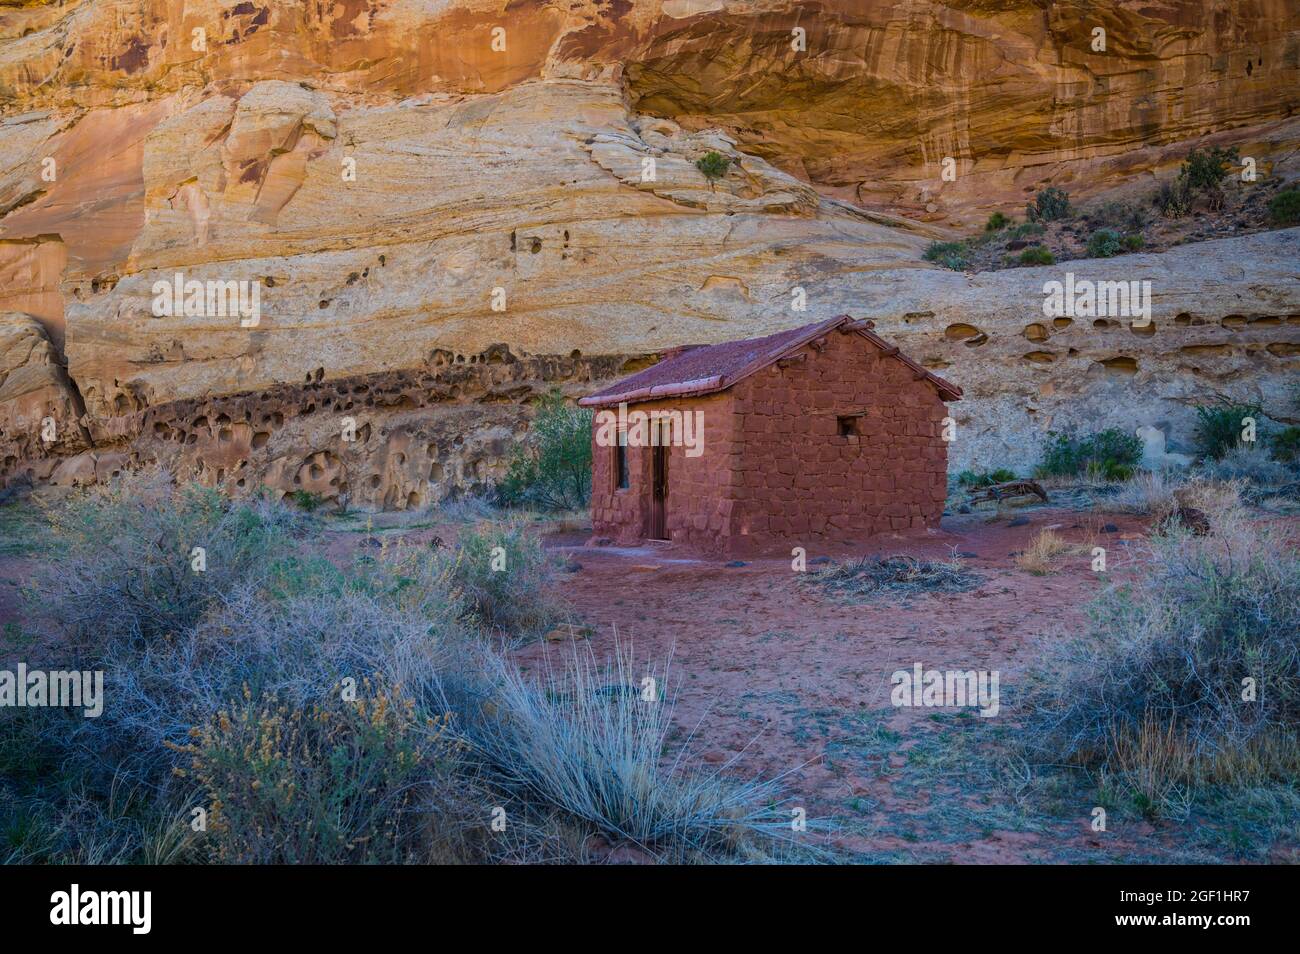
left=579, top=315, right=962, bottom=556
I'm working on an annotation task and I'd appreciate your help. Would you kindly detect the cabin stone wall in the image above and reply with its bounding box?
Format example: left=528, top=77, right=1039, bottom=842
left=724, top=330, right=950, bottom=550
left=589, top=391, right=737, bottom=549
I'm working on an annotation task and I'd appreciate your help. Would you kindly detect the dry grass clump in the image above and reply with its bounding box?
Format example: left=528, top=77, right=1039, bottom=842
left=809, top=554, right=981, bottom=602
left=1028, top=503, right=1300, bottom=818
left=1096, top=713, right=1197, bottom=819
left=1175, top=476, right=1245, bottom=515
left=1108, top=455, right=1295, bottom=520
left=1107, top=473, right=1251, bottom=534
left=1014, top=529, right=1072, bottom=575
left=437, top=640, right=800, bottom=861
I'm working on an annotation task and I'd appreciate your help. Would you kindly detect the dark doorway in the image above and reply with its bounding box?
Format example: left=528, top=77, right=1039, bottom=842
left=649, top=422, right=669, bottom=540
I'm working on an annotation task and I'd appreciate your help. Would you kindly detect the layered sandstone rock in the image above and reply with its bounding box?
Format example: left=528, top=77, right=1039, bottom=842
left=0, top=1, right=1297, bottom=506
left=0, top=311, right=87, bottom=482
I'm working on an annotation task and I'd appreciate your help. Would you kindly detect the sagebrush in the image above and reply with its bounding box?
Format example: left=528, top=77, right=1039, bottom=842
left=1027, top=509, right=1300, bottom=815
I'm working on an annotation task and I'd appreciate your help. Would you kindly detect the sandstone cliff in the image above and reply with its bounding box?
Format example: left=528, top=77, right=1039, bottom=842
left=1, top=1, right=1298, bottom=506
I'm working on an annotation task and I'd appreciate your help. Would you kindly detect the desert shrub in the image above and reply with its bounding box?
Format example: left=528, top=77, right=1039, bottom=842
left=441, top=519, right=564, bottom=636
left=37, top=474, right=302, bottom=649
left=985, top=211, right=1010, bottom=231
left=18, top=519, right=528, bottom=865
left=1009, top=221, right=1045, bottom=240
left=923, top=241, right=970, bottom=270
left=1197, top=443, right=1292, bottom=486
left=1269, top=188, right=1300, bottom=227
left=957, top=468, right=1017, bottom=488
left=1179, top=145, right=1239, bottom=194
left=1153, top=178, right=1192, bottom=217
left=1192, top=402, right=1263, bottom=460
left=49, top=544, right=464, bottom=796
left=1272, top=426, right=1300, bottom=462
left=1036, top=428, right=1143, bottom=480
left=497, top=389, right=593, bottom=511
left=1027, top=513, right=1300, bottom=812
left=1109, top=471, right=1184, bottom=515
left=1151, top=147, right=1239, bottom=219
left=695, top=151, right=729, bottom=182
left=1026, top=187, right=1071, bottom=222
left=290, top=489, right=324, bottom=512
left=439, top=641, right=794, bottom=859
left=1086, top=229, right=1122, bottom=258
left=1086, top=229, right=1142, bottom=257
left=1086, top=200, right=1149, bottom=232
left=177, top=684, right=460, bottom=864
left=1017, top=245, right=1055, bottom=265
left=431, top=491, right=498, bottom=524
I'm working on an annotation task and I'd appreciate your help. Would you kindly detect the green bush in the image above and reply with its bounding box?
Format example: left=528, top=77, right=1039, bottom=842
left=1268, top=188, right=1300, bottom=227
left=1017, top=245, right=1055, bottom=265
left=497, top=389, right=593, bottom=511
left=1083, top=228, right=1142, bottom=256
left=291, top=489, right=324, bottom=512
left=1272, top=426, right=1300, bottom=463
left=1036, top=428, right=1144, bottom=480
left=1179, top=146, right=1239, bottom=194
left=957, top=468, right=1018, bottom=488
left=923, top=241, right=970, bottom=271
left=694, top=151, right=729, bottom=183
left=1192, top=402, right=1263, bottom=460
left=1086, top=229, right=1122, bottom=258
left=1026, top=187, right=1071, bottom=222
left=985, top=211, right=1010, bottom=231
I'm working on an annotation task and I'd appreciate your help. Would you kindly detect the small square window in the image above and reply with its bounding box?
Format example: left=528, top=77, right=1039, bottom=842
left=837, top=416, right=859, bottom=438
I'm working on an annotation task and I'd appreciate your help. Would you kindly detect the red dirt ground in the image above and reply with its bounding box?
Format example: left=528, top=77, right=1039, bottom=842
left=521, top=506, right=1261, bottom=863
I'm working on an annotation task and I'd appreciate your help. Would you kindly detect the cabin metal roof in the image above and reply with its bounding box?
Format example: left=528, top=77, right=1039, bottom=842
left=578, top=315, right=962, bottom=408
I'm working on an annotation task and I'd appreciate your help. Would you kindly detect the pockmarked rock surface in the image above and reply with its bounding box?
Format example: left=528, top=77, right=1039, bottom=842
left=1, top=1, right=1298, bottom=505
